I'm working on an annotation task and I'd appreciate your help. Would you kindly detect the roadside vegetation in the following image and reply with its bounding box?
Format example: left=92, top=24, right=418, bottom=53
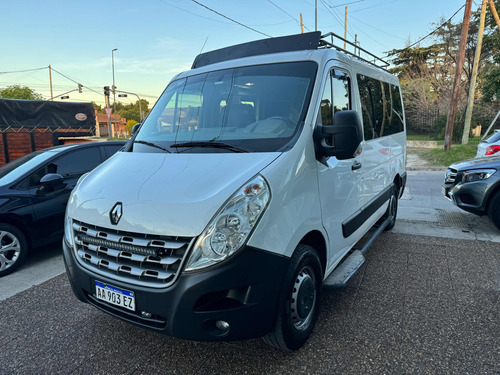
left=389, top=2, right=500, bottom=144
left=411, top=138, right=481, bottom=166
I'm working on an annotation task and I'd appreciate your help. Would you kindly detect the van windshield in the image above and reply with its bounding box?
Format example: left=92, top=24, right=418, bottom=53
left=134, top=61, right=317, bottom=153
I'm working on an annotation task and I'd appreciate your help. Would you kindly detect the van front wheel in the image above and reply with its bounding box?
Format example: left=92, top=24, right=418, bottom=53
left=383, top=184, right=398, bottom=231
left=262, top=244, right=322, bottom=351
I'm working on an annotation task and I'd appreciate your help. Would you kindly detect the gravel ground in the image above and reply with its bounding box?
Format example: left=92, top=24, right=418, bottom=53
left=406, top=149, right=446, bottom=171
left=1, top=232, right=499, bottom=375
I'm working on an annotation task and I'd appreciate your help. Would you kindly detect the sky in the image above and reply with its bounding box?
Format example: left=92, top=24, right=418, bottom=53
left=1, top=0, right=471, bottom=108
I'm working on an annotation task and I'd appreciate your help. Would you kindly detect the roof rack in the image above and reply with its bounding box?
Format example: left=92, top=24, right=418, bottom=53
left=319, top=32, right=390, bottom=70
left=192, top=32, right=321, bottom=69
left=191, top=31, right=390, bottom=70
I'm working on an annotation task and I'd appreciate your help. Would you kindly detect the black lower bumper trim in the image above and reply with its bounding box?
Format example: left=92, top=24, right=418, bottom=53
left=86, top=292, right=167, bottom=329
left=63, top=240, right=290, bottom=341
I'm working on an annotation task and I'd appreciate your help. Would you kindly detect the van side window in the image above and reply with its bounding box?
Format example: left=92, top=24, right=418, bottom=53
left=332, top=70, right=350, bottom=114
left=357, top=74, right=404, bottom=140
left=318, top=69, right=350, bottom=126
left=386, top=84, right=404, bottom=135
left=318, top=76, right=333, bottom=126
left=358, top=74, right=377, bottom=140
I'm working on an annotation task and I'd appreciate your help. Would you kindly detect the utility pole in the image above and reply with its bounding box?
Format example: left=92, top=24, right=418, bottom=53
left=488, top=0, right=500, bottom=30
left=315, top=0, right=317, bottom=31
left=444, top=0, right=473, bottom=151
left=112, top=48, right=118, bottom=139
left=104, top=86, right=112, bottom=140
left=344, top=6, right=347, bottom=49
left=354, top=34, right=358, bottom=55
left=48, top=65, right=53, bottom=101
left=300, top=13, right=304, bottom=34
left=462, top=0, right=487, bottom=144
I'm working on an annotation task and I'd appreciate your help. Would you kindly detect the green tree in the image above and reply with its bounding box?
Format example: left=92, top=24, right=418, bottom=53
left=0, top=85, right=44, bottom=100
left=126, top=119, right=138, bottom=135
left=117, top=99, right=149, bottom=123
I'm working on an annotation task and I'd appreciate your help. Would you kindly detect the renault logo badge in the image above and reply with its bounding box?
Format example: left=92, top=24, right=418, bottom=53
left=110, top=202, right=123, bottom=225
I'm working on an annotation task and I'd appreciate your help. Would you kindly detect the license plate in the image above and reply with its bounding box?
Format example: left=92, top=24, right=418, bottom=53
left=95, top=281, right=135, bottom=311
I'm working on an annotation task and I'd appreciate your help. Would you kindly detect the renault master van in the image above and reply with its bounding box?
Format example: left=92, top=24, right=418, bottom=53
left=63, top=32, right=406, bottom=351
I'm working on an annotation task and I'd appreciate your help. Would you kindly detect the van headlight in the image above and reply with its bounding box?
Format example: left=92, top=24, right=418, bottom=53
left=64, top=211, right=74, bottom=247
left=185, top=175, right=271, bottom=271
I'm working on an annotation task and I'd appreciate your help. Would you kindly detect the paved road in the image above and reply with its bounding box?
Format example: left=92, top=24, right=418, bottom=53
left=1, top=171, right=500, bottom=374
left=1, top=233, right=499, bottom=374
left=395, top=171, right=500, bottom=242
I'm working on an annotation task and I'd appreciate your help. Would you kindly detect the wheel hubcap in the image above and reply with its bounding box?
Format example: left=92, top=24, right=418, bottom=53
left=0, top=231, right=21, bottom=272
left=290, top=266, right=317, bottom=331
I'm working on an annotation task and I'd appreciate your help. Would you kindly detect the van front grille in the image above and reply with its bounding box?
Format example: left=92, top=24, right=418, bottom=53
left=71, top=220, right=194, bottom=288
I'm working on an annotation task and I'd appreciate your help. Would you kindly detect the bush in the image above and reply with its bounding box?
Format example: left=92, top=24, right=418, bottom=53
left=126, top=119, right=138, bottom=136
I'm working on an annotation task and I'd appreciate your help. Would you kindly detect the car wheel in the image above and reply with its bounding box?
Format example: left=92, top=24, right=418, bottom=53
left=0, top=224, right=28, bottom=277
left=262, top=244, right=322, bottom=351
left=487, top=190, right=500, bottom=230
left=384, top=184, right=398, bottom=231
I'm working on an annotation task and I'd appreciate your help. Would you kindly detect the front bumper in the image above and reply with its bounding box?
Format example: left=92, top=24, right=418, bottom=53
left=443, top=174, right=500, bottom=215
left=63, top=239, right=289, bottom=341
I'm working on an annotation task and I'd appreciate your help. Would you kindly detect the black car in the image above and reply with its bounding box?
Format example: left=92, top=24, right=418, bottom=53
left=0, top=141, right=125, bottom=276
left=443, top=154, right=500, bottom=230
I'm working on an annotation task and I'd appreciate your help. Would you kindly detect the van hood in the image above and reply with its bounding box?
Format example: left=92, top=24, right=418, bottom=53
left=68, top=151, right=280, bottom=237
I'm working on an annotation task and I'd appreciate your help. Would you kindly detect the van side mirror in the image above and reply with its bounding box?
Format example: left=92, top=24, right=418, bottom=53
left=314, top=110, right=363, bottom=160
left=131, top=123, right=141, bottom=136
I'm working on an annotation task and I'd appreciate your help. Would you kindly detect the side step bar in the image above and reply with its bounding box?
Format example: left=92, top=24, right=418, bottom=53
left=323, top=214, right=391, bottom=289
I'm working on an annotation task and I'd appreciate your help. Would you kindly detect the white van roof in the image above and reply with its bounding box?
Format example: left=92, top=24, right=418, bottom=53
left=175, top=31, right=397, bottom=86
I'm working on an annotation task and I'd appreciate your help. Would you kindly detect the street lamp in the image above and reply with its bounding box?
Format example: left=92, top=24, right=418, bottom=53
left=111, top=48, right=118, bottom=139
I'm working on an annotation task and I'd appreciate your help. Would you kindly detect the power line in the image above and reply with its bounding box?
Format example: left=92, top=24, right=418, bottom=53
left=395, top=4, right=466, bottom=52
left=351, top=0, right=399, bottom=13
left=266, top=0, right=310, bottom=31
left=329, top=0, right=366, bottom=8
left=0, top=67, right=48, bottom=75
left=319, top=0, right=355, bottom=39
left=190, top=0, right=272, bottom=38
left=50, top=67, right=104, bottom=96
left=350, top=15, right=405, bottom=40
left=158, top=0, right=231, bottom=24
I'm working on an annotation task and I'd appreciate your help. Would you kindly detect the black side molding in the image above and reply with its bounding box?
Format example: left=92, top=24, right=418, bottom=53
left=342, top=186, right=391, bottom=238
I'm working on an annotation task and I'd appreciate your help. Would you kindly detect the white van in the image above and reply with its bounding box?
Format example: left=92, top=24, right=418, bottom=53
left=63, top=32, right=406, bottom=351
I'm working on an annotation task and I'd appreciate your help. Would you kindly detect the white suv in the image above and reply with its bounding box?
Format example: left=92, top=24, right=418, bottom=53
left=63, top=32, right=406, bottom=351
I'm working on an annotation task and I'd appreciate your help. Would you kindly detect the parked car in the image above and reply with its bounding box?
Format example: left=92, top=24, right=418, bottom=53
left=443, top=155, right=500, bottom=230
left=476, top=130, right=500, bottom=157
left=0, top=141, right=125, bottom=277
left=63, top=32, right=406, bottom=351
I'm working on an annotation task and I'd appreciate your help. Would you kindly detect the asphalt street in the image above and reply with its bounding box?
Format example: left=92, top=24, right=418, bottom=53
left=1, top=171, right=500, bottom=374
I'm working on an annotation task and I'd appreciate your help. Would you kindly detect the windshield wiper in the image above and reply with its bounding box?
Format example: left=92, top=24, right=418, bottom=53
left=170, top=141, right=248, bottom=153
left=134, top=140, right=171, bottom=153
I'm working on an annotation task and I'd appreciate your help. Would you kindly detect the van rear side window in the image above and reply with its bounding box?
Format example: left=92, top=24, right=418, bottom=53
left=357, top=74, right=404, bottom=140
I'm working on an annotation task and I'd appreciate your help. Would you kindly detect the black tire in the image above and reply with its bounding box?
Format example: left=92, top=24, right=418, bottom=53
left=0, top=223, right=28, bottom=277
left=383, top=184, right=398, bottom=231
left=487, top=190, right=500, bottom=231
left=262, top=244, right=322, bottom=351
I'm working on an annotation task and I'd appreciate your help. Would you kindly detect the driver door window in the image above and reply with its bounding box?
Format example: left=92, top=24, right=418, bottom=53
left=318, top=69, right=351, bottom=126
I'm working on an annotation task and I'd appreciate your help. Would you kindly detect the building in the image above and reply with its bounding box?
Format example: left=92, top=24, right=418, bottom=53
left=95, top=111, right=127, bottom=138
